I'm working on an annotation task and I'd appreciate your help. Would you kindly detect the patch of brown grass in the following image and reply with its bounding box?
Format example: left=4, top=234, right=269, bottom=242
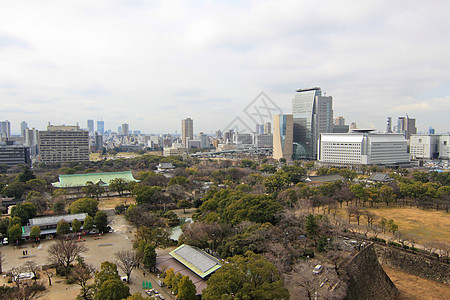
left=383, top=266, right=450, bottom=300
left=365, top=206, right=450, bottom=246
left=98, top=196, right=136, bottom=210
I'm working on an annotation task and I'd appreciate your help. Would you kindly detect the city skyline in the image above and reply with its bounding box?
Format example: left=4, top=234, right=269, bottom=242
left=1, top=1, right=450, bottom=134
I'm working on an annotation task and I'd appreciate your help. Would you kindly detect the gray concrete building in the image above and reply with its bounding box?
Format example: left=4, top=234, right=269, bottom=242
left=39, top=125, right=89, bottom=164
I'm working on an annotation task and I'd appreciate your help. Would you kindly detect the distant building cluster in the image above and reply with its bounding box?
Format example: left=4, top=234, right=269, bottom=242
left=0, top=88, right=448, bottom=167
left=270, top=87, right=445, bottom=167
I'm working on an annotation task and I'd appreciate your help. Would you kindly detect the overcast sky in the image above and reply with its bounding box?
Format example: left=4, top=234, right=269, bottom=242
left=1, top=0, right=450, bottom=135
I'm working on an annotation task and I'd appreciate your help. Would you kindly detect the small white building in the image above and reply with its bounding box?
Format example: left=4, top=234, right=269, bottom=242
left=439, top=134, right=450, bottom=159
left=410, top=134, right=440, bottom=159
left=318, top=130, right=410, bottom=166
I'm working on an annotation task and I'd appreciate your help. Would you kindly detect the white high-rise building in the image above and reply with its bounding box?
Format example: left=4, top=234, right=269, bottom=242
left=439, top=135, right=450, bottom=159
left=87, top=120, right=94, bottom=134
left=0, top=120, right=11, bottom=138
left=21, top=121, right=28, bottom=137
left=181, top=118, right=193, bottom=146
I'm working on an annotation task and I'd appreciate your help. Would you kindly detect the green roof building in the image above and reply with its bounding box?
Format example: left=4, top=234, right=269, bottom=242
left=52, top=171, right=139, bottom=188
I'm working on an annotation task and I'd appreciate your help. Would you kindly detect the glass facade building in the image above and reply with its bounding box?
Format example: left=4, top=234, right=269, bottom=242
left=292, top=87, right=333, bottom=160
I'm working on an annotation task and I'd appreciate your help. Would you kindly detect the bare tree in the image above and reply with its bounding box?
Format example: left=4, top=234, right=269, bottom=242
left=370, top=224, right=383, bottom=239
left=42, top=266, right=54, bottom=286
left=364, top=211, right=377, bottom=228
left=0, top=249, right=5, bottom=274
left=24, top=261, right=40, bottom=282
left=263, top=242, right=292, bottom=273
left=347, top=206, right=362, bottom=226
left=287, top=261, right=347, bottom=300
left=115, top=249, right=140, bottom=283
left=7, top=281, right=46, bottom=300
left=47, top=238, right=88, bottom=270
left=69, top=264, right=95, bottom=300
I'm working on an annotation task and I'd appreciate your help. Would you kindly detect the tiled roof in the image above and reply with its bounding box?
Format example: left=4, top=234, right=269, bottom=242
left=52, top=171, right=139, bottom=188
left=367, top=173, right=393, bottom=182
left=307, top=174, right=344, bottom=183
left=169, top=244, right=221, bottom=278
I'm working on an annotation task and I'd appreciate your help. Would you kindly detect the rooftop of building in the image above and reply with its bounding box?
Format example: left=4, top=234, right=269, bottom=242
left=169, top=244, right=222, bottom=279
left=306, top=174, right=345, bottom=183
left=366, top=173, right=393, bottom=182
left=295, top=87, right=321, bottom=92
left=52, top=171, right=139, bottom=188
left=29, top=213, right=88, bottom=227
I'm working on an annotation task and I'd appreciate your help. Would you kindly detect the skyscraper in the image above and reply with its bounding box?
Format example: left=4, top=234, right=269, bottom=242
left=87, top=120, right=94, bottom=134
left=0, top=120, right=11, bottom=138
left=97, top=120, right=104, bottom=135
left=121, top=123, right=129, bottom=136
left=273, top=114, right=293, bottom=161
left=396, top=116, right=417, bottom=140
left=292, top=87, right=333, bottom=160
left=181, top=118, right=193, bottom=146
left=264, top=122, right=272, bottom=135
left=20, top=121, right=28, bottom=137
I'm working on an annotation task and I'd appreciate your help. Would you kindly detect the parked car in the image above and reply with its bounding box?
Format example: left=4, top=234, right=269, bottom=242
left=313, top=264, right=323, bottom=274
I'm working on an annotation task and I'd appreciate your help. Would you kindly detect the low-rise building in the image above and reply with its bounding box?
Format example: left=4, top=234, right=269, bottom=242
left=318, top=130, right=410, bottom=166
left=410, top=134, right=440, bottom=159
left=0, top=142, right=31, bottom=167
left=22, top=213, right=88, bottom=237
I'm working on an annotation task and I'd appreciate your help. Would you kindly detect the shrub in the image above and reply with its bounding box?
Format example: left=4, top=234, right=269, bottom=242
left=302, top=249, right=315, bottom=258
left=56, top=266, right=67, bottom=276
left=370, top=237, right=386, bottom=244
left=388, top=241, right=402, bottom=247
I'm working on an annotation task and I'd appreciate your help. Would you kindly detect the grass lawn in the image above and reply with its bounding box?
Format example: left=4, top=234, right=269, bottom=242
left=365, top=206, right=450, bottom=246
left=336, top=205, right=450, bottom=247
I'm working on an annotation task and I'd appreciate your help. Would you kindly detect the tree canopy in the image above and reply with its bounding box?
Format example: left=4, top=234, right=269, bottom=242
left=202, top=251, right=289, bottom=300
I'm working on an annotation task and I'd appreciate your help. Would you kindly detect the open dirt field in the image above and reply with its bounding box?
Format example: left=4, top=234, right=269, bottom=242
left=98, top=196, right=136, bottom=210
left=383, top=266, right=450, bottom=300
left=0, top=212, right=177, bottom=299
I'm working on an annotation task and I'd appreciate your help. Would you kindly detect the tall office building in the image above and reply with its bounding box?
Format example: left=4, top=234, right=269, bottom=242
left=292, top=87, right=333, bottom=160
left=256, top=124, right=264, bottom=134
left=264, top=122, right=272, bottom=135
left=20, top=121, right=28, bottom=137
left=97, top=120, right=105, bottom=135
left=386, top=117, right=392, bottom=133
left=273, top=114, right=293, bottom=161
left=121, top=123, right=129, bottom=136
left=0, top=120, right=11, bottom=138
left=24, top=128, right=39, bottom=156
left=396, top=116, right=416, bottom=140
left=181, top=118, right=194, bottom=146
left=87, top=120, right=94, bottom=134
left=39, top=125, right=89, bottom=164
